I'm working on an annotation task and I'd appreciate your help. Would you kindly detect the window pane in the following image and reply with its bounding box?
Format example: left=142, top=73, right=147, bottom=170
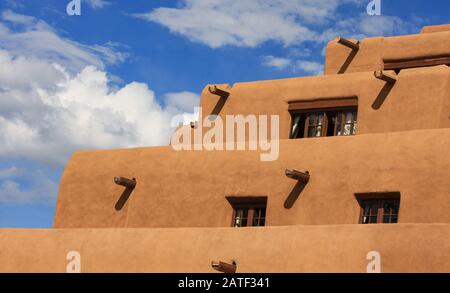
left=391, top=214, right=398, bottom=223
left=363, top=205, right=371, bottom=216
left=308, top=114, right=316, bottom=125
left=291, top=115, right=301, bottom=138
left=318, top=113, right=323, bottom=124
left=383, top=202, right=393, bottom=215
left=369, top=216, right=378, bottom=224
left=234, top=216, right=241, bottom=227
left=315, top=125, right=322, bottom=137
left=343, top=124, right=351, bottom=135
left=252, top=208, right=266, bottom=226
left=335, top=113, right=343, bottom=136
left=346, top=112, right=353, bottom=123
left=359, top=196, right=400, bottom=224
left=252, top=208, right=259, bottom=226
left=234, top=208, right=248, bottom=227
left=308, top=126, right=316, bottom=137
left=352, top=112, right=358, bottom=135
left=393, top=203, right=399, bottom=214
left=362, top=215, right=369, bottom=224
left=234, top=210, right=241, bottom=227
left=229, top=198, right=267, bottom=228
left=362, top=203, right=378, bottom=224
left=291, top=107, right=357, bottom=139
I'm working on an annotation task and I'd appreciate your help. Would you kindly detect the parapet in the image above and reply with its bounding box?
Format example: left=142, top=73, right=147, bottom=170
left=325, top=25, right=450, bottom=74
left=421, top=24, right=450, bottom=34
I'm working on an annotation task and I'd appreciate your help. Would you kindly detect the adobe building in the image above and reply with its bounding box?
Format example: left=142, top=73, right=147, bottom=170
left=0, top=24, right=449, bottom=272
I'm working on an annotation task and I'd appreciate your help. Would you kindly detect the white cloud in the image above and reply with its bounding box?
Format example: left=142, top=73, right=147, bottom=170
left=319, top=14, right=423, bottom=43
left=135, top=1, right=423, bottom=49
left=1, top=9, right=34, bottom=25
left=0, top=52, right=199, bottom=166
left=0, top=10, right=127, bottom=72
left=296, top=60, right=323, bottom=76
left=0, top=169, right=58, bottom=204
left=262, top=55, right=323, bottom=76
left=358, top=15, right=422, bottom=36
left=262, top=56, right=291, bottom=70
left=85, top=0, right=111, bottom=9
left=134, top=0, right=363, bottom=48
left=164, top=91, right=199, bottom=112
left=132, top=0, right=361, bottom=48
left=0, top=12, right=200, bottom=205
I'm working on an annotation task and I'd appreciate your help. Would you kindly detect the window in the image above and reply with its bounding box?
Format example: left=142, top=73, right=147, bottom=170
left=305, top=112, right=325, bottom=137
left=335, top=110, right=358, bottom=136
left=226, top=196, right=267, bottom=227
left=289, top=98, right=358, bottom=139
left=355, top=192, right=400, bottom=224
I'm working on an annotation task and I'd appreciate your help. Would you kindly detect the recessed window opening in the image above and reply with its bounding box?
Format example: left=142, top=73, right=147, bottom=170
left=355, top=192, right=401, bottom=224
left=226, top=196, right=267, bottom=227
left=289, top=97, right=358, bottom=139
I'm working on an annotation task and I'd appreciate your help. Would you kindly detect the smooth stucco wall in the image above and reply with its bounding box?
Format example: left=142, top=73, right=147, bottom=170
left=54, top=129, right=450, bottom=228
left=0, top=224, right=448, bottom=272
left=199, top=65, right=450, bottom=140
left=325, top=31, right=450, bottom=74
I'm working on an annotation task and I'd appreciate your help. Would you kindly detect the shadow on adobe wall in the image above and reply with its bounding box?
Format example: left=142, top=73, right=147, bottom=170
left=284, top=181, right=308, bottom=209
left=372, top=82, right=395, bottom=110
left=209, top=96, right=228, bottom=120
left=338, top=49, right=358, bottom=74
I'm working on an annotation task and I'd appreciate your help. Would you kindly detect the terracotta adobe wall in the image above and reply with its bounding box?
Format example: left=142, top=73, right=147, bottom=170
left=421, top=24, right=450, bottom=34
left=0, top=224, right=449, bottom=272
left=54, top=129, right=450, bottom=228
left=2, top=25, right=450, bottom=274
left=325, top=29, right=450, bottom=74
left=198, top=65, right=449, bottom=141
left=53, top=25, right=450, bottom=229
left=52, top=26, right=450, bottom=229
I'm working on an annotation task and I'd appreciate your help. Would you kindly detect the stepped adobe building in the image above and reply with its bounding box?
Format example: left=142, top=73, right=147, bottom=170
left=0, top=24, right=449, bottom=272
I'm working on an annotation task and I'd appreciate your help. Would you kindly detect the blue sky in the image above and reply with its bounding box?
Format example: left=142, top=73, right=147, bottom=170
left=0, top=0, right=449, bottom=228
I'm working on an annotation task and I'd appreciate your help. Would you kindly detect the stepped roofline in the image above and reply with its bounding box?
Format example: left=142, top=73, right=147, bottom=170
left=325, top=24, right=450, bottom=75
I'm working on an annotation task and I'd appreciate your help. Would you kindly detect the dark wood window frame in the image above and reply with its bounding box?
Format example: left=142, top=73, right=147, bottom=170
left=289, top=97, right=358, bottom=139
left=226, top=196, right=267, bottom=227
left=355, top=192, right=401, bottom=224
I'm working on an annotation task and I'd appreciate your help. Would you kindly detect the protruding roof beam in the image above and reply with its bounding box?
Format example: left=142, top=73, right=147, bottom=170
left=208, top=85, right=230, bottom=98
left=336, top=37, right=360, bottom=51
left=374, top=70, right=397, bottom=83
left=114, top=177, right=136, bottom=189
left=285, top=169, right=310, bottom=184
left=211, top=261, right=237, bottom=273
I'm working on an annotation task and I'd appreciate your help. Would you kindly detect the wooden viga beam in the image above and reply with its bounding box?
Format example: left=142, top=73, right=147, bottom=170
left=285, top=169, right=310, bottom=184
left=374, top=70, right=397, bottom=84
left=211, top=261, right=237, bottom=273
left=114, top=176, right=136, bottom=189
left=335, top=37, right=360, bottom=51
left=208, top=85, right=230, bottom=98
